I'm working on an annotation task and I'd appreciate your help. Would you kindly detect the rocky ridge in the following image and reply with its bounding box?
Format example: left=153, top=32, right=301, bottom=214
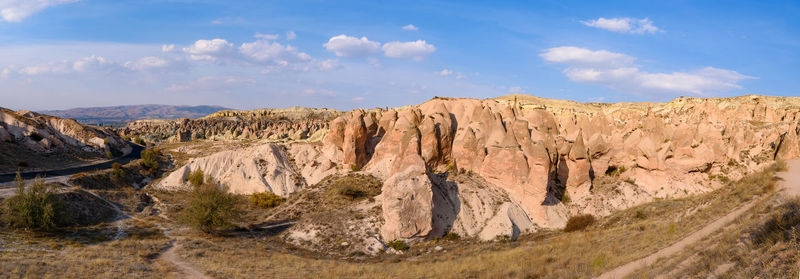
left=153, top=94, right=800, bottom=248
left=119, top=107, right=342, bottom=143
left=0, top=108, right=131, bottom=173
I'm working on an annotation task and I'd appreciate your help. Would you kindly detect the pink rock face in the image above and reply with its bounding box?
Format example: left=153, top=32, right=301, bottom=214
left=380, top=165, right=434, bottom=241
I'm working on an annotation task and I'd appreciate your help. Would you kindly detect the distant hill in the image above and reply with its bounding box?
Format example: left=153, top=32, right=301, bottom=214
left=40, top=105, right=231, bottom=125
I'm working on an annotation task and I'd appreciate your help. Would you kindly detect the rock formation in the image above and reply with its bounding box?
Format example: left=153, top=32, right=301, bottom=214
left=0, top=108, right=131, bottom=173
left=153, top=94, right=800, bottom=244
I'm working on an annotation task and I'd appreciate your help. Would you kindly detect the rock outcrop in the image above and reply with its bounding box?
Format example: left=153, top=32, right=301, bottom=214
left=154, top=94, right=800, bottom=243
left=0, top=108, right=130, bottom=173
left=120, top=107, right=341, bottom=143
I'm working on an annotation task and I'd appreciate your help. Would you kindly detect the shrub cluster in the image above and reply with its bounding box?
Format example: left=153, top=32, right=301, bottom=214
left=1, top=174, right=69, bottom=231
left=187, top=169, right=205, bottom=187
left=180, top=176, right=242, bottom=233
left=250, top=191, right=286, bottom=208
left=386, top=240, right=409, bottom=251
left=564, top=214, right=595, bottom=232
left=140, top=148, right=161, bottom=172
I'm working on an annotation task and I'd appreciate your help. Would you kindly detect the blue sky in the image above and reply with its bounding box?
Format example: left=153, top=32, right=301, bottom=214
left=0, top=0, right=798, bottom=110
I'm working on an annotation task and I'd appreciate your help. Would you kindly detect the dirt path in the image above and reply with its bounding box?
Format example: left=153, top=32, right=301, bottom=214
left=777, top=159, right=800, bottom=196
left=597, top=160, right=800, bottom=279
left=161, top=238, right=213, bottom=279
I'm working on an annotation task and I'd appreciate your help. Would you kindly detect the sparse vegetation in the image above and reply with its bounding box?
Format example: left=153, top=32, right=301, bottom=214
left=321, top=174, right=382, bottom=206
left=250, top=191, right=285, bottom=208
left=1, top=174, right=68, bottom=231
left=387, top=240, right=409, bottom=251
left=563, top=214, right=595, bottom=232
left=180, top=177, right=242, bottom=233
left=187, top=169, right=205, bottom=187
left=110, top=162, right=125, bottom=183
left=133, top=136, right=145, bottom=145
left=140, top=148, right=160, bottom=172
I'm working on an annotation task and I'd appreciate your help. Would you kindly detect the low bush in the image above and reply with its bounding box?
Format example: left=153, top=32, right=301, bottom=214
left=250, top=192, right=286, bottom=208
left=187, top=169, right=205, bottom=187
left=564, top=214, right=595, bottom=232
left=441, top=231, right=461, bottom=241
left=1, top=174, right=69, bottom=231
left=133, top=137, right=145, bottom=146
left=751, top=198, right=800, bottom=244
left=110, top=163, right=126, bottom=183
left=386, top=240, right=409, bottom=251
left=180, top=178, right=242, bottom=233
left=338, top=185, right=368, bottom=200
left=140, top=149, right=160, bottom=171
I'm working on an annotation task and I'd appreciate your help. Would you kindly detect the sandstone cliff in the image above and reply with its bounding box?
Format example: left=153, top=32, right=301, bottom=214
left=154, top=94, right=800, bottom=244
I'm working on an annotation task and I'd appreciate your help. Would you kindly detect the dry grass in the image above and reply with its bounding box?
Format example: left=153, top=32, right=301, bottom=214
left=0, top=162, right=785, bottom=278
left=633, top=195, right=800, bottom=278
left=165, top=163, right=784, bottom=278
left=0, top=221, right=173, bottom=279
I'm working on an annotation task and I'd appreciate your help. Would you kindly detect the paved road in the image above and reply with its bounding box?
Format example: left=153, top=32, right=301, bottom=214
left=0, top=143, right=144, bottom=183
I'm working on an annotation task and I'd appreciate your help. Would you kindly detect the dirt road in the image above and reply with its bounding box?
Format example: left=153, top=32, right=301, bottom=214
left=597, top=160, right=800, bottom=279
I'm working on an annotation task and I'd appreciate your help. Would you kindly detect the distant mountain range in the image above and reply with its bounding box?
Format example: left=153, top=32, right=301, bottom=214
left=40, top=105, right=231, bottom=126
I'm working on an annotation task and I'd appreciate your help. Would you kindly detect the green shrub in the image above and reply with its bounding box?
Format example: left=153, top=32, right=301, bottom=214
left=2, top=174, right=68, bottom=231
left=110, top=163, right=125, bottom=183
left=386, top=240, right=409, bottom=251
left=187, top=169, right=205, bottom=187
left=441, top=231, right=461, bottom=241
left=338, top=185, right=368, bottom=199
left=250, top=191, right=286, bottom=208
left=180, top=180, right=242, bottom=233
left=140, top=149, right=160, bottom=171
left=564, top=214, right=595, bottom=232
left=133, top=137, right=145, bottom=146
left=105, top=151, right=113, bottom=159
left=349, top=164, right=360, bottom=172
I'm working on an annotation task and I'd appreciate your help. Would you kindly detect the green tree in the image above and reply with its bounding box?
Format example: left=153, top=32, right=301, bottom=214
left=2, top=174, right=68, bottom=231
left=180, top=179, right=242, bottom=233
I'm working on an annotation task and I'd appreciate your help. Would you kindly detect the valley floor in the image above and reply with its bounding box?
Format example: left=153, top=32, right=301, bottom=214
left=1, top=161, right=797, bottom=278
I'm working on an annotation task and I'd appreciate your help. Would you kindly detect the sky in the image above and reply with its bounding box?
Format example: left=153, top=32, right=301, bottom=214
left=0, top=0, right=798, bottom=111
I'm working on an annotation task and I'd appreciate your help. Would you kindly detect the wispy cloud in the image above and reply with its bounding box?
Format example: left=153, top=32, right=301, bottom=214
left=541, top=46, right=754, bottom=96
left=0, top=0, right=78, bottom=22
left=402, top=24, right=418, bottom=31
left=581, top=17, right=659, bottom=34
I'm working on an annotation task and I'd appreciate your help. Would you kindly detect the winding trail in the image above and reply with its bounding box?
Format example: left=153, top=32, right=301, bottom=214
left=597, top=160, right=800, bottom=279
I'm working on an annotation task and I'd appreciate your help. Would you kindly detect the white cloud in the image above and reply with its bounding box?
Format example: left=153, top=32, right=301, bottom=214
left=182, top=39, right=235, bottom=61
left=402, top=24, right=419, bottom=31
left=286, top=31, right=296, bottom=40
left=508, top=86, right=524, bottom=94
left=437, top=69, right=453, bottom=76
left=352, top=96, right=365, bottom=101
left=0, top=0, right=78, bottom=22
left=166, top=76, right=256, bottom=92
left=71, top=55, right=115, bottom=72
left=161, top=44, right=175, bottom=52
left=123, top=56, right=170, bottom=70
left=323, top=35, right=381, bottom=58
left=302, top=88, right=335, bottom=96
left=541, top=46, right=634, bottom=67
left=542, top=46, right=755, bottom=96
left=455, top=73, right=465, bottom=79
left=581, top=17, right=659, bottom=34
left=15, top=55, right=118, bottom=75
left=254, top=33, right=279, bottom=40
left=382, top=40, right=436, bottom=61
